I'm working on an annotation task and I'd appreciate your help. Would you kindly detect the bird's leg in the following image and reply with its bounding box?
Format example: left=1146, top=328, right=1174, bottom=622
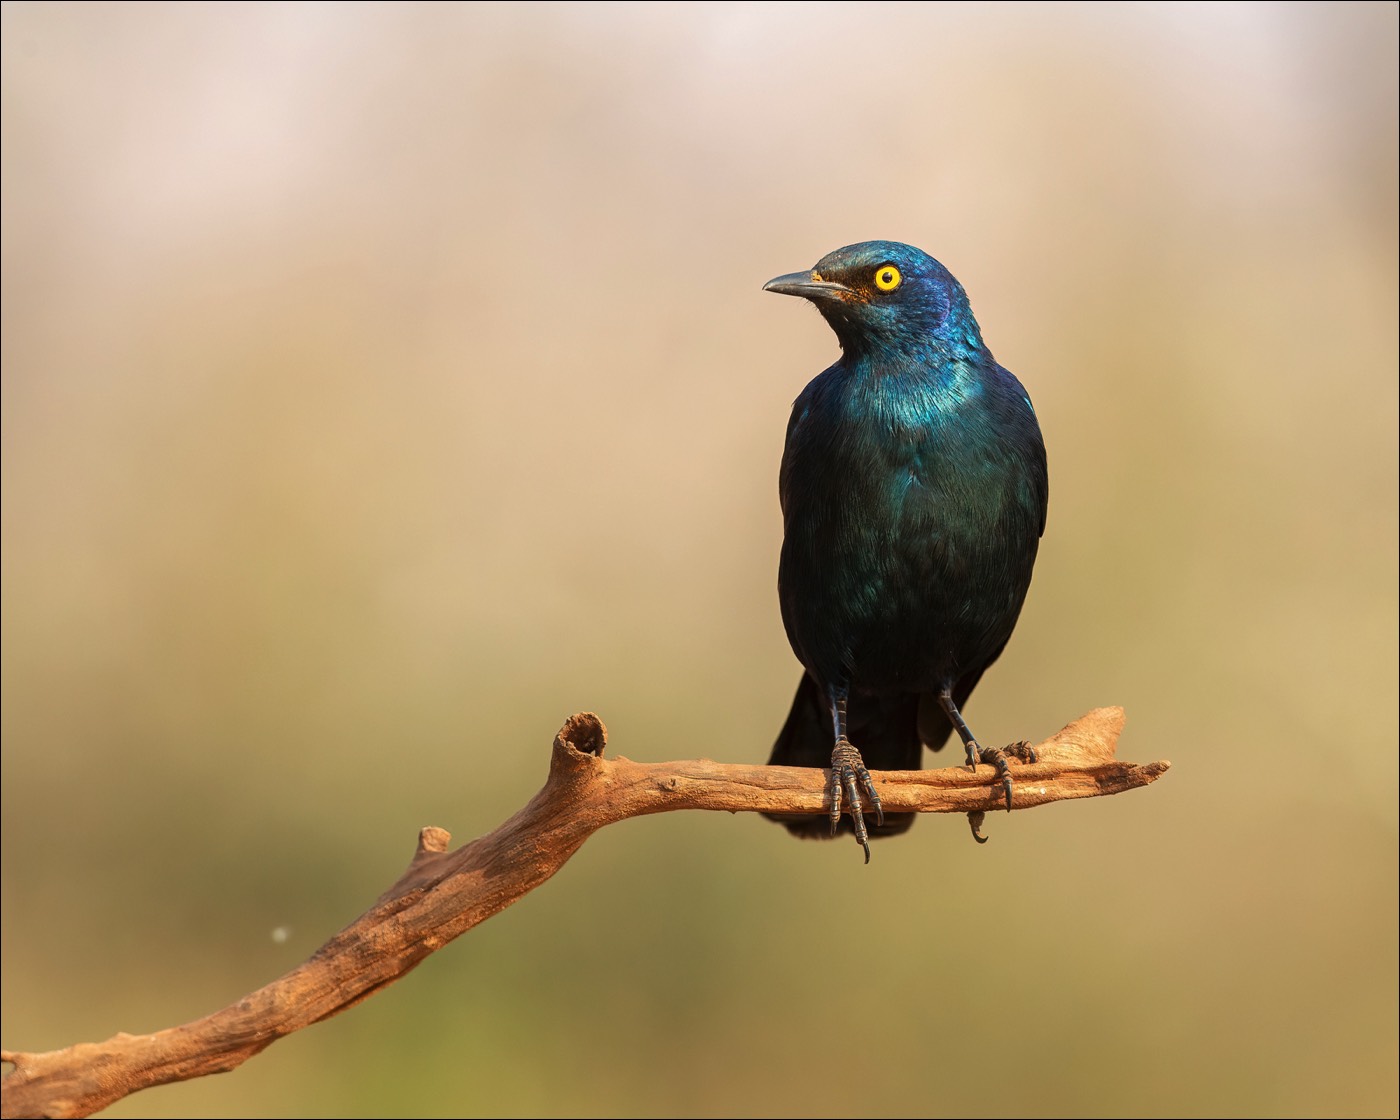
left=936, top=688, right=982, bottom=770
left=827, top=688, right=884, bottom=863
left=936, top=689, right=1037, bottom=814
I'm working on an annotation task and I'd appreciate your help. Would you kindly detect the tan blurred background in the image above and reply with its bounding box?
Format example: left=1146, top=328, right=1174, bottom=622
left=3, top=2, right=1396, bottom=1116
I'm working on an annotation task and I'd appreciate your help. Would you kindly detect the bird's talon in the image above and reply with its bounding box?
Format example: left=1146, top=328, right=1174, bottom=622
left=1003, top=740, right=1038, bottom=765
left=830, top=738, right=881, bottom=862
left=843, top=766, right=868, bottom=849
left=858, top=765, right=885, bottom=828
left=825, top=765, right=843, bottom=835
left=968, top=811, right=990, bottom=844
left=976, top=741, right=1035, bottom=811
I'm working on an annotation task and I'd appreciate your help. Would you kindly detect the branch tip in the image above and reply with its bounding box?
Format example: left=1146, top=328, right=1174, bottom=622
left=554, top=712, right=607, bottom=758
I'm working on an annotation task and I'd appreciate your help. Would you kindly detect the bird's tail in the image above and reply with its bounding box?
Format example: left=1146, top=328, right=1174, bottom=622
left=764, top=673, right=922, bottom=840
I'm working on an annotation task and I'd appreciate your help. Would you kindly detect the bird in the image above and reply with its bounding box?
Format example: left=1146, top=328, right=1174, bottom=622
left=762, top=241, right=1048, bottom=862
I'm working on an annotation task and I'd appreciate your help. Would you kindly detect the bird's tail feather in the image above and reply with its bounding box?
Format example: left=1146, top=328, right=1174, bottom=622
left=764, top=673, right=922, bottom=840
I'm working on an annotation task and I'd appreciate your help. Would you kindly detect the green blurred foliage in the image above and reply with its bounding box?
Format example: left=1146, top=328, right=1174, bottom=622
left=2, top=3, right=1396, bottom=1117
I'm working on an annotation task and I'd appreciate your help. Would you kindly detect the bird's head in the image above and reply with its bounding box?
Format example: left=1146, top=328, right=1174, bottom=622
left=763, top=241, right=984, bottom=358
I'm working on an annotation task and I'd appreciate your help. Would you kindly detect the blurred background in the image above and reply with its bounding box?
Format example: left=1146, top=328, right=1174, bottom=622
left=3, top=2, right=1396, bottom=1117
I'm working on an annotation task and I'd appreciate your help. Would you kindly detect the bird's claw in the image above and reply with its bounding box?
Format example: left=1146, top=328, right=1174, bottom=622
left=828, top=738, right=884, bottom=863
left=976, top=741, right=1038, bottom=811
left=962, top=737, right=981, bottom=772
left=967, top=810, right=990, bottom=844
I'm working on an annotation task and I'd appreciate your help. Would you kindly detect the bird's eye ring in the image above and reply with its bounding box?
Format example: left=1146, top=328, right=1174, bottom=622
left=874, top=265, right=902, bottom=292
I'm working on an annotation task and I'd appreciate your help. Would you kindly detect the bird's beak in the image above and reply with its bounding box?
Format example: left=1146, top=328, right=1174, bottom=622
left=763, top=271, right=854, bottom=301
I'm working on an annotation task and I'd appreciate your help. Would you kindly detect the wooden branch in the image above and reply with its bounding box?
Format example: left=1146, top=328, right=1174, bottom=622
left=1, top=706, right=1165, bottom=1119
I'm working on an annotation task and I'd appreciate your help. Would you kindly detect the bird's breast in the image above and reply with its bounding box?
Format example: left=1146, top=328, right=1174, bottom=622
left=778, top=368, right=1042, bottom=691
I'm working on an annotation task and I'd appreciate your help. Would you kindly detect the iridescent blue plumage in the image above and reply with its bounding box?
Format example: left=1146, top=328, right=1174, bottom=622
left=763, top=241, right=1048, bottom=859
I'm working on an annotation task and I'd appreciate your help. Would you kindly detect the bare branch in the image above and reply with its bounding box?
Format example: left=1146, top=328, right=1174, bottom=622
left=1, top=706, right=1165, bottom=1119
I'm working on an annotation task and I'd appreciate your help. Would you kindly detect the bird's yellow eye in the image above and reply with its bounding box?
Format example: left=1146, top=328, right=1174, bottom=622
left=874, top=265, right=902, bottom=292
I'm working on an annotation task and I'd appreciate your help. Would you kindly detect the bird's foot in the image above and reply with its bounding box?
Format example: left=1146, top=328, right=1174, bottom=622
left=976, top=741, right=1039, bottom=811
left=828, top=738, right=884, bottom=863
